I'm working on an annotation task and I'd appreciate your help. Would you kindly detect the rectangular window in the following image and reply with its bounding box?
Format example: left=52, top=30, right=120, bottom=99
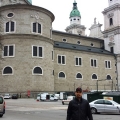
left=105, top=60, right=111, bottom=68
left=6, top=21, right=15, bottom=32
left=75, top=57, right=82, bottom=66
left=52, top=51, right=54, bottom=60
left=32, top=46, right=43, bottom=58
left=110, top=47, right=114, bottom=53
left=58, top=55, right=65, bottom=65
left=91, top=59, right=97, bottom=67
left=3, top=45, right=14, bottom=57
left=33, top=23, right=41, bottom=34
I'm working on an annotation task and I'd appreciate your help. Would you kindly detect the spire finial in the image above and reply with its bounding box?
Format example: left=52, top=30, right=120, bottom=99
left=94, top=18, right=96, bottom=24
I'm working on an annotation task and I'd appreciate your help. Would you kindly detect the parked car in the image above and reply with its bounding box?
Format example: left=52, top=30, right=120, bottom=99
left=12, top=94, right=19, bottom=99
left=89, top=99, right=120, bottom=114
left=36, top=94, right=41, bottom=101
left=40, top=93, right=58, bottom=101
left=0, top=95, right=5, bottom=117
left=3, top=93, right=11, bottom=99
left=62, top=96, right=75, bottom=105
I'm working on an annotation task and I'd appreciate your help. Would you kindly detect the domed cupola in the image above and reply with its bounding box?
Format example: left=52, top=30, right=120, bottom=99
left=65, top=0, right=86, bottom=36
left=70, top=1, right=81, bottom=18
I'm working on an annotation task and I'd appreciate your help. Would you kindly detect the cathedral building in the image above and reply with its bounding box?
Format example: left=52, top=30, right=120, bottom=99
left=0, top=0, right=118, bottom=93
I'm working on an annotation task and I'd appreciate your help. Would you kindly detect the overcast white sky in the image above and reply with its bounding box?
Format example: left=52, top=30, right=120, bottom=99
left=32, top=0, right=108, bottom=36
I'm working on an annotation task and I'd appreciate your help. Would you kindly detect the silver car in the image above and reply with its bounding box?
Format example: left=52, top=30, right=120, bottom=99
left=0, top=95, right=5, bottom=117
left=89, top=99, right=120, bottom=114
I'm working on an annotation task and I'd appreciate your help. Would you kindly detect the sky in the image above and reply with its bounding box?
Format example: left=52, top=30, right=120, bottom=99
left=32, top=0, right=108, bottom=36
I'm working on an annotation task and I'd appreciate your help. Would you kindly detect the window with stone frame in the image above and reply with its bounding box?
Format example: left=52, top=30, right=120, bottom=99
left=33, top=67, right=43, bottom=75
left=6, top=21, right=15, bottom=32
left=33, top=22, right=41, bottom=33
left=105, top=60, right=111, bottom=68
left=3, top=66, right=13, bottom=75
left=106, top=75, right=111, bottom=80
left=57, top=55, right=66, bottom=65
left=76, top=73, right=82, bottom=79
left=91, top=59, right=97, bottom=67
left=92, top=74, right=97, bottom=80
left=75, top=57, right=82, bottom=66
left=32, top=46, right=43, bottom=58
left=110, top=18, right=113, bottom=26
left=58, top=72, right=65, bottom=78
left=3, top=45, right=14, bottom=57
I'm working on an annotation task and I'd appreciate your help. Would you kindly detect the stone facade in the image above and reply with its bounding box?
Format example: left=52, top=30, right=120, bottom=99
left=0, top=0, right=117, bottom=93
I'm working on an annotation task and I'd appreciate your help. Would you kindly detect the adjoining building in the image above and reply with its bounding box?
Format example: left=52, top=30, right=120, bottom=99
left=0, top=0, right=118, bottom=93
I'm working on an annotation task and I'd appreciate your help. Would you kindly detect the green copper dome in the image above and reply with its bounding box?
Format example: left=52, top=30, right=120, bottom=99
left=26, top=0, right=32, bottom=4
left=70, top=1, right=81, bottom=17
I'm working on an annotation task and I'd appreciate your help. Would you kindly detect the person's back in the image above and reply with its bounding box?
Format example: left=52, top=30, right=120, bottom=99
left=66, top=87, right=93, bottom=120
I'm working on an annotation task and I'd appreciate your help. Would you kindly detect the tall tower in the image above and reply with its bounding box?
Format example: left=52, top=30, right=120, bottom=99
left=65, top=0, right=86, bottom=35
left=102, top=0, right=120, bottom=90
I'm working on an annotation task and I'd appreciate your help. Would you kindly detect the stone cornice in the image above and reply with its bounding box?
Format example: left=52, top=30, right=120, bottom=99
left=66, top=24, right=86, bottom=31
left=103, top=26, right=120, bottom=38
left=0, top=4, right=55, bottom=22
left=0, top=34, right=54, bottom=45
left=102, top=3, right=120, bottom=14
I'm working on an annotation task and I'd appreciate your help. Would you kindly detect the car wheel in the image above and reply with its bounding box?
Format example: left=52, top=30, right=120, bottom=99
left=62, top=102, right=64, bottom=105
left=0, top=114, right=3, bottom=117
left=91, top=108, right=97, bottom=114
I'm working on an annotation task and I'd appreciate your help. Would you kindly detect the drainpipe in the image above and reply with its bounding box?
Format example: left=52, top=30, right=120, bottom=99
left=114, top=54, right=119, bottom=91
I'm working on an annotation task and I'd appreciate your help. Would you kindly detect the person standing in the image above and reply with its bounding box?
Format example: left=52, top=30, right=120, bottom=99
left=66, top=87, right=93, bottom=120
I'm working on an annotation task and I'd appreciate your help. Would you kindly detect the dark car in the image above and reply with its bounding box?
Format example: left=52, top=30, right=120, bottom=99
left=12, top=94, right=19, bottom=99
left=0, top=95, right=5, bottom=117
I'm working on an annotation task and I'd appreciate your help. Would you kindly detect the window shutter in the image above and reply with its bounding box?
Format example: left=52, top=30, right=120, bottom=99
left=33, top=23, right=36, bottom=32
left=58, top=56, right=61, bottom=63
left=39, top=47, right=42, bottom=57
left=38, top=23, right=41, bottom=33
left=62, top=56, right=65, bottom=64
left=76, top=58, right=78, bottom=65
left=79, top=58, right=81, bottom=65
left=6, top=22, right=9, bottom=32
left=11, top=22, right=14, bottom=31
left=9, top=46, right=13, bottom=56
left=4, top=46, right=8, bottom=56
left=33, top=46, right=37, bottom=56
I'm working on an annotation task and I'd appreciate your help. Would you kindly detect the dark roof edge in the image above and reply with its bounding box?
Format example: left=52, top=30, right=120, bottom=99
left=52, top=30, right=104, bottom=41
left=54, top=41, right=114, bottom=55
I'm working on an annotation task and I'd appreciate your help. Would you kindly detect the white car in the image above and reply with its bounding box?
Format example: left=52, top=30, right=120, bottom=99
left=89, top=99, right=120, bottom=114
left=3, top=94, right=11, bottom=99
left=62, top=96, right=75, bottom=105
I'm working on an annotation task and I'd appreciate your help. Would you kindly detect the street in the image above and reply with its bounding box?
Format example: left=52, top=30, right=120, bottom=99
left=1, top=99, right=120, bottom=120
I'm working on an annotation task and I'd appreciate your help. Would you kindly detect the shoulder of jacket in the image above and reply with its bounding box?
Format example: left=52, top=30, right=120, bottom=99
left=82, top=98, right=89, bottom=103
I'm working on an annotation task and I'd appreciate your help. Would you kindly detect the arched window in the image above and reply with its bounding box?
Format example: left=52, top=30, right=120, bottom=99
left=6, top=21, right=15, bottom=32
left=76, top=73, right=82, bottom=79
left=3, top=66, right=13, bottom=74
left=92, top=74, right=97, bottom=80
left=59, top=72, right=65, bottom=78
left=33, top=67, right=42, bottom=75
left=110, top=18, right=113, bottom=26
left=33, top=22, right=41, bottom=33
left=106, top=75, right=111, bottom=80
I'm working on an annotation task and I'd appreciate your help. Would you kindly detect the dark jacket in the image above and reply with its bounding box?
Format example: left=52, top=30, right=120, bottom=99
left=67, top=97, right=93, bottom=120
